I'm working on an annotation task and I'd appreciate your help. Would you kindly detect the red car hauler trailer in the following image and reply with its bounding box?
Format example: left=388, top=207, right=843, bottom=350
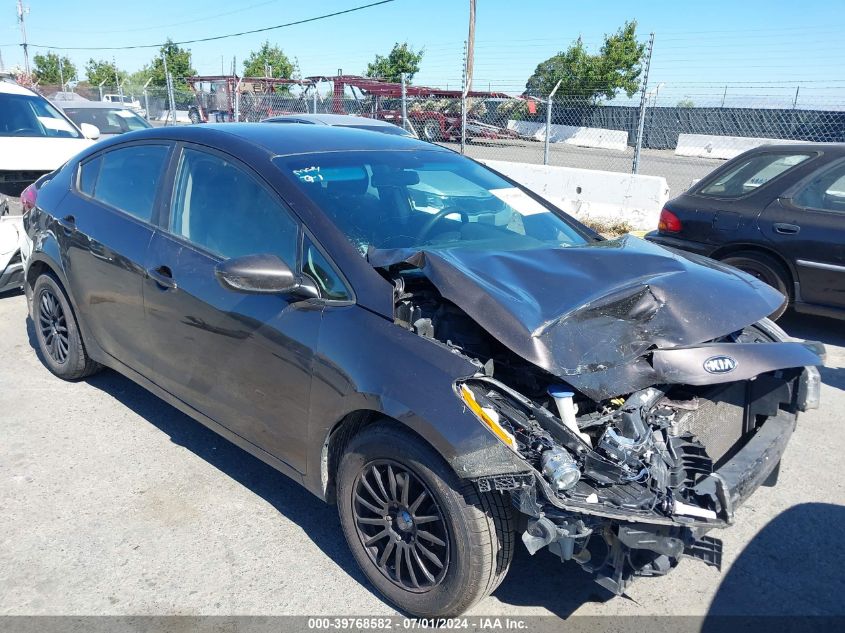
left=305, top=75, right=529, bottom=142
left=186, top=76, right=315, bottom=123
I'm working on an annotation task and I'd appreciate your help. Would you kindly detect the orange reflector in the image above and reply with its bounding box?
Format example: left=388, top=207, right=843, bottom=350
left=460, top=384, right=517, bottom=450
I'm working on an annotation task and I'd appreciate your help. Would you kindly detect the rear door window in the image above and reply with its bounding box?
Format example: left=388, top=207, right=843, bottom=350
left=80, top=144, right=170, bottom=222
left=793, top=162, right=845, bottom=214
left=699, top=152, right=811, bottom=198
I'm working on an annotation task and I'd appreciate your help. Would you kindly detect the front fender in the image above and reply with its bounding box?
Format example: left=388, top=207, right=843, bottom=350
left=304, top=305, right=530, bottom=497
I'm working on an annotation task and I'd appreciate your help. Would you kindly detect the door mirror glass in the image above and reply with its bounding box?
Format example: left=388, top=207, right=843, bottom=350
left=79, top=122, right=101, bottom=140
left=215, top=253, right=301, bottom=294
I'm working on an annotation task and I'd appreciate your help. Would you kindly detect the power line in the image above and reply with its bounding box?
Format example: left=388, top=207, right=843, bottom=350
left=24, top=0, right=397, bottom=51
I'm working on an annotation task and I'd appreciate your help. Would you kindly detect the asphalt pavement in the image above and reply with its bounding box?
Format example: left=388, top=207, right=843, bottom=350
left=1, top=289, right=843, bottom=617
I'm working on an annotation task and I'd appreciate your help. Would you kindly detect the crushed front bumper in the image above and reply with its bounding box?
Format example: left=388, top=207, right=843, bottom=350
left=492, top=364, right=822, bottom=595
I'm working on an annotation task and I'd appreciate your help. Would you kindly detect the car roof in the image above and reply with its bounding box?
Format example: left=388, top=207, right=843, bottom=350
left=740, top=142, right=845, bottom=155
left=104, top=122, right=448, bottom=157
left=53, top=100, right=135, bottom=110
left=0, top=80, right=39, bottom=96
left=264, top=113, right=400, bottom=127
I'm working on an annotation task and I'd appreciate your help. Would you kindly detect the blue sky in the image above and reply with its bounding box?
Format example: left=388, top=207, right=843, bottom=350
left=2, top=0, right=844, bottom=107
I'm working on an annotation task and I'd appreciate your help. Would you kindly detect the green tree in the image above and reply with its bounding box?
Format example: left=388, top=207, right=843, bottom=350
left=525, top=21, right=645, bottom=104
left=364, top=42, right=424, bottom=82
left=677, top=98, right=695, bottom=108
left=243, top=41, right=294, bottom=78
left=85, top=59, right=127, bottom=86
left=32, top=52, right=77, bottom=86
left=148, top=39, right=196, bottom=87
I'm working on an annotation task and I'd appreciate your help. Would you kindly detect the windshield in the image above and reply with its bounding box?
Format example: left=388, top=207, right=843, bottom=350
left=0, top=93, right=82, bottom=138
left=277, top=151, right=588, bottom=254
left=63, top=107, right=151, bottom=134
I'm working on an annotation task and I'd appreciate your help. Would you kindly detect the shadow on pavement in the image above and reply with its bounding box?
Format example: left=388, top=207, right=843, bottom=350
left=25, top=316, right=382, bottom=608
left=779, top=311, right=845, bottom=391
left=490, top=546, right=609, bottom=618
left=706, top=503, right=845, bottom=617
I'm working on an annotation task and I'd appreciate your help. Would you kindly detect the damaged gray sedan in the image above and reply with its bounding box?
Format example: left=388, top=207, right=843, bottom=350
left=24, top=125, right=823, bottom=617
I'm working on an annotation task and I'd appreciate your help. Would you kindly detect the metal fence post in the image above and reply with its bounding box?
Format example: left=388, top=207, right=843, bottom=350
left=98, top=81, right=105, bottom=101
left=312, top=87, right=318, bottom=114
left=400, top=72, right=408, bottom=133
left=142, top=77, right=152, bottom=121
left=233, top=76, right=242, bottom=121
left=544, top=79, right=562, bottom=165
left=166, top=72, right=177, bottom=126
left=632, top=32, right=655, bottom=175
left=460, top=41, right=467, bottom=154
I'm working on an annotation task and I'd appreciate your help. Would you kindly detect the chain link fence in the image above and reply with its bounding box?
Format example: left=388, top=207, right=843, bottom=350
left=32, top=77, right=845, bottom=198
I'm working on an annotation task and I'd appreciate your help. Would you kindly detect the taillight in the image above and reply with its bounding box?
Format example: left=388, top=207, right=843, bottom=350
left=20, top=184, right=37, bottom=217
left=658, top=207, right=682, bottom=233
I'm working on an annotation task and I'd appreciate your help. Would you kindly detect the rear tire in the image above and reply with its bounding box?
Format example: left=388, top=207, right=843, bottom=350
left=720, top=251, right=790, bottom=320
left=337, top=422, right=514, bottom=617
left=31, top=274, right=101, bottom=380
left=188, top=108, right=201, bottom=124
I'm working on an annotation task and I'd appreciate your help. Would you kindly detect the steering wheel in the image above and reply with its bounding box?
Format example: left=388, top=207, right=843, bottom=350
left=417, top=206, right=469, bottom=243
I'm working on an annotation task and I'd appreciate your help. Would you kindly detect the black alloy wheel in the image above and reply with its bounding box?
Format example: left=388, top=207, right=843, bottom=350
left=37, top=287, right=69, bottom=364
left=31, top=274, right=101, bottom=380
left=352, top=460, right=450, bottom=592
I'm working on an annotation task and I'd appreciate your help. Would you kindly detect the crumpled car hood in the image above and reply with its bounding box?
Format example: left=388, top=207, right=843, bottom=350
left=369, top=235, right=789, bottom=399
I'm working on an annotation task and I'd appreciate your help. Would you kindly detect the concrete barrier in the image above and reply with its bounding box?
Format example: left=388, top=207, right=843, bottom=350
left=157, top=110, right=192, bottom=124
left=483, top=159, right=670, bottom=230
left=507, top=120, right=628, bottom=152
left=675, top=133, right=805, bottom=160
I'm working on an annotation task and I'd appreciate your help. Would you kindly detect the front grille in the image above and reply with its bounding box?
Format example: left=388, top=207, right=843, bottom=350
left=677, top=382, right=747, bottom=466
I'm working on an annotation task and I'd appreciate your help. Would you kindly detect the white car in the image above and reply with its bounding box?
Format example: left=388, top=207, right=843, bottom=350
left=0, top=202, right=24, bottom=293
left=102, top=93, right=145, bottom=117
left=0, top=78, right=98, bottom=288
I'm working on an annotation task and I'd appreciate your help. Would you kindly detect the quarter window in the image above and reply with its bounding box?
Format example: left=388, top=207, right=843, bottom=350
left=699, top=153, right=811, bottom=198
left=303, top=237, right=350, bottom=301
left=170, top=148, right=298, bottom=266
left=793, top=162, right=845, bottom=213
left=81, top=144, right=170, bottom=222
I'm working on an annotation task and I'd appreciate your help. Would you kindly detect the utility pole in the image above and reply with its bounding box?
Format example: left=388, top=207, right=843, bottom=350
left=58, top=55, right=64, bottom=91
left=632, top=32, right=654, bottom=175
left=17, top=0, right=30, bottom=75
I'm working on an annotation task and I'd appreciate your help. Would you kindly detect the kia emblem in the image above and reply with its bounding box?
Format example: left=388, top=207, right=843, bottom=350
left=703, top=355, right=738, bottom=374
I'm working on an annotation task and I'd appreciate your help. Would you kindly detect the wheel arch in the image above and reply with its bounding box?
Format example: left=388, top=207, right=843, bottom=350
left=25, top=252, right=102, bottom=361
left=709, top=242, right=796, bottom=297
left=320, top=410, right=441, bottom=504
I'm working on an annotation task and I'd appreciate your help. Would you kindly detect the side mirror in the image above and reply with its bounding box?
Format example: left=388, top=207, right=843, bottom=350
left=80, top=123, right=101, bottom=140
left=215, top=253, right=317, bottom=296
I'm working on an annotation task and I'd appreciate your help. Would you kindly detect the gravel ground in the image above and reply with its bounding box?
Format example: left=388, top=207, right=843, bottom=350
left=1, top=289, right=843, bottom=617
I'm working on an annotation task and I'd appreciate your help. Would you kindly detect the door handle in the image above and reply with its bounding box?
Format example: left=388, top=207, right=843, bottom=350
left=89, top=242, right=112, bottom=262
left=773, top=223, right=800, bottom=235
left=56, top=214, right=76, bottom=231
left=147, top=265, right=177, bottom=290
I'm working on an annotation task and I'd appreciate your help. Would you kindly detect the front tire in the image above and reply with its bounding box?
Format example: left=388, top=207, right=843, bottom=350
left=31, top=274, right=101, bottom=380
left=337, top=423, right=514, bottom=617
left=720, top=251, right=790, bottom=320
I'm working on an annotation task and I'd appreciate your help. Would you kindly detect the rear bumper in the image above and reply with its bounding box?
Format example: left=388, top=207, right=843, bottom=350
left=645, top=231, right=714, bottom=257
